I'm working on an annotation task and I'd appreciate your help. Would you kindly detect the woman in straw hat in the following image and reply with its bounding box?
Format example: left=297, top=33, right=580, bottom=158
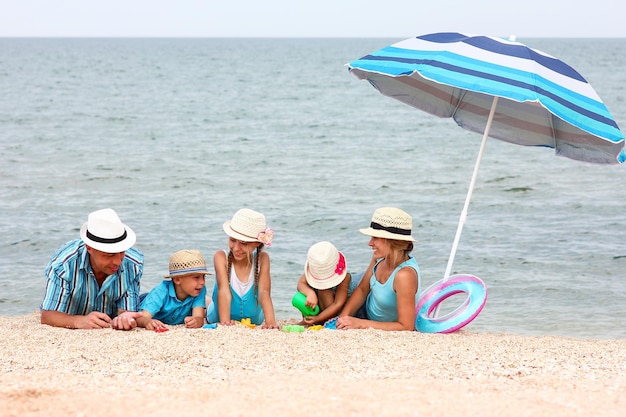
left=295, top=241, right=361, bottom=326
left=336, top=207, right=421, bottom=331
left=206, top=208, right=279, bottom=329
left=136, top=249, right=209, bottom=330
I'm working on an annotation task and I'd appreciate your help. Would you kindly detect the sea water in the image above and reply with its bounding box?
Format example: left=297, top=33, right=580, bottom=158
left=1, top=37, right=625, bottom=339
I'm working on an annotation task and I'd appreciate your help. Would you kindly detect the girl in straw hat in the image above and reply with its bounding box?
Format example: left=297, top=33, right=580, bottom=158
left=206, top=208, right=279, bottom=329
left=336, top=207, right=421, bottom=331
left=136, top=249, right=209, bottom=330
left=295, top=241, right=362, bottom=326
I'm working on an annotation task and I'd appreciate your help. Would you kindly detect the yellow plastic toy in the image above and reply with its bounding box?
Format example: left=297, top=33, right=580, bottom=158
left=238, top=318, right=256, bottom=328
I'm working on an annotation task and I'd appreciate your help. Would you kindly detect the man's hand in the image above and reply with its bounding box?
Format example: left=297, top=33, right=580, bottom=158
left=111, top=311, right=142, bottom=331
left=76, top=311, right=112, bottom=329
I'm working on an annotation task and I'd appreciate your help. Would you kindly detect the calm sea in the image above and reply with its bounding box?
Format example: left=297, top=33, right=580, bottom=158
left=1, top=37, right=625, bottom=339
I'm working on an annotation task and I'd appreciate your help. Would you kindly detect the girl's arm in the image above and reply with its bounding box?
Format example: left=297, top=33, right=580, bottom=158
left=305, top=274, right=350, bottom=325
left=296, top=274, right=318, bottom=309
left=257, top=251, right=279, bottom=329
left=214, top=251, right=235, bottom=325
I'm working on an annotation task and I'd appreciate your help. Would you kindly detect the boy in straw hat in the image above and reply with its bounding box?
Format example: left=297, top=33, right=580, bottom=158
left=136, top=249, right=209, bottom=330
left=295, top=241, right=362, bottom=326
left=336, top=207, right=421, bottom=331
left=41, top=208, right=143, bottom=330
left=206, top=208, right=279, bottom=329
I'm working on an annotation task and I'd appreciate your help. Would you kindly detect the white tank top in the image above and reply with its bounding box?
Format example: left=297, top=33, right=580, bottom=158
left=225, top=250, right=255, bottom=297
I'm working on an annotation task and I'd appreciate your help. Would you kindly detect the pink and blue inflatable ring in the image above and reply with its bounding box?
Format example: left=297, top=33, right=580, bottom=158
left=415, top=274, right=487, bottom=333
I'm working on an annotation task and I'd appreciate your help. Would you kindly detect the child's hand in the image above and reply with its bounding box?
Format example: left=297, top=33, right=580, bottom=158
left=184, top=316, right=204, bottom=328
left=261, top=322, right=280, bottom=330
left=220, top=319, right=237, bottom=326
left=146, top=319, right=166, bottom=331
left=302, top=316, right=319, bottom=325
left=305, top=294, right=318, bottom=309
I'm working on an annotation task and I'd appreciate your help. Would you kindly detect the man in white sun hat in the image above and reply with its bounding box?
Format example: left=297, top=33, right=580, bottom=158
left=41, top=208, right=144, bottom=330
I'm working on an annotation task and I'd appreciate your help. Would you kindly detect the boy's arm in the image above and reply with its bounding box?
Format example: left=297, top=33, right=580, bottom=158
left=184, top=306, right=206, bottom=328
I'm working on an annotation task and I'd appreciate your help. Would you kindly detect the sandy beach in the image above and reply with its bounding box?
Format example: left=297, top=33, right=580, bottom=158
left=0, top=313, right=623, bottom=417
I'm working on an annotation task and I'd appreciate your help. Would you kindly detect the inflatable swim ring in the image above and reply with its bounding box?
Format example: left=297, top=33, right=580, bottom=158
left=415, top=274, right=487, bottom=333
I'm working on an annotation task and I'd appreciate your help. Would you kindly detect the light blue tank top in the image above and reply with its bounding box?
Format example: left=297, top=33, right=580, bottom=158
left=206, top=251, right=264, bottom=324
left=365, top=256, right=420, bottom=322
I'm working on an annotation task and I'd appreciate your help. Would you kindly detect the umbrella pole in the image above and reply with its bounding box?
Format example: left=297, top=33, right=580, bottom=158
left=442, top=96, right=499, bottom=282
left=433, top=97, right=499, bottom=318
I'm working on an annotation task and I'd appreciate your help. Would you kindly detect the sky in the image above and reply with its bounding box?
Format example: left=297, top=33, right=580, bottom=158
left=1, top=0, right=624, bottom=39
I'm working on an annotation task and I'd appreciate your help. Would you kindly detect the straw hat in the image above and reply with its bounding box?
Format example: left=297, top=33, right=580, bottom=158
left=223, top=208, right=274, bottom=246
left=164, top=249, right=210, bottom=278
left=80, top=208, right=136, bottom=253
left=304, top=241, right=347, bottom=290
left=359, top=207, right=416, bottom=242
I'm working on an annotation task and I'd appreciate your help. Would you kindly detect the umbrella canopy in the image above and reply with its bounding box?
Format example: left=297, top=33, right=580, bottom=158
left=348, top=32, right=625, bottom=164
left=347, top=32, right=625, bottom=282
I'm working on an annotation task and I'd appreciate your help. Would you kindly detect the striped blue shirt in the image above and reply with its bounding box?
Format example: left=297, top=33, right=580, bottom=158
left=41, top=239, right=144, bottom=317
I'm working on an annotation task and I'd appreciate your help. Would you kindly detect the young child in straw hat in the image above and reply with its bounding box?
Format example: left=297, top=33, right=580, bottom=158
left=295, top=241, right=362, bottom=326
left=136, top=249, right=209, bottom=330
left=206, top=208, right=279, bottom=329
left=336, top=207, right=421, bottom=331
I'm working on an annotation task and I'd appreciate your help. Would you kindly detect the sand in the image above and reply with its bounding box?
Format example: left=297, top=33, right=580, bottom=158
left=0, top=313, right=624, bottom=417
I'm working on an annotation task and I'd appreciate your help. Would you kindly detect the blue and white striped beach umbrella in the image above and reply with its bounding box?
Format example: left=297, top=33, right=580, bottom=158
left=348, top=32, right=625, bottom=164
left=347, top=32, right=626, bottom=280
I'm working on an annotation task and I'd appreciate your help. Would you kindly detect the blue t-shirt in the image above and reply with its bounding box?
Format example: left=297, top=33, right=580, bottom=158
left=42, top=239, right=144, bottom=317
left=140, top=280, right=207, bottom=325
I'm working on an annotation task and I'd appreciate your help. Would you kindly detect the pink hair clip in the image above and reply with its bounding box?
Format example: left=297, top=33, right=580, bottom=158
left=257, top=227, right=274, bottom=246
left=334, top=253, right=346, bottom=275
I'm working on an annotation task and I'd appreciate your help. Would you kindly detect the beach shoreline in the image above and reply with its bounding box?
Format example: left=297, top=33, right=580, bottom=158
left=1, top=313, right=624, bottom=417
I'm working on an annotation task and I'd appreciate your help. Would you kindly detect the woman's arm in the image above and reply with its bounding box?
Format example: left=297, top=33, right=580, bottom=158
left=391, top=267, right=419, bottom=330
left=337, top=266, right=417, bottom=331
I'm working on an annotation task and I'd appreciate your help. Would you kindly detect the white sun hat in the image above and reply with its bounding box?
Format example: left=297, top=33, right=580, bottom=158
left=304, top=241, right=347, bottom=290
left=80, top=208, right=136, bottom=253
left=222, top=208, right=274, bottom=246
